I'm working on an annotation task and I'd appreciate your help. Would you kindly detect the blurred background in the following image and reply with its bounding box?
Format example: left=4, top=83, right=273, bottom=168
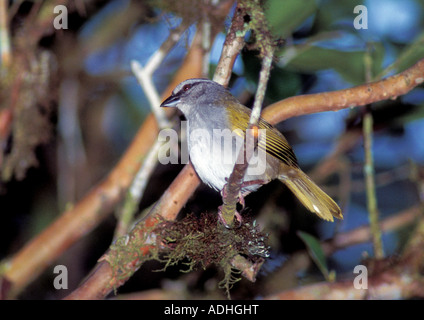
left=1, top=0, right=424, bottom=299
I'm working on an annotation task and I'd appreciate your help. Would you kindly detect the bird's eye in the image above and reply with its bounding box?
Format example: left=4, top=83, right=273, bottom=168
left=182, top=84, right=192, bottom=92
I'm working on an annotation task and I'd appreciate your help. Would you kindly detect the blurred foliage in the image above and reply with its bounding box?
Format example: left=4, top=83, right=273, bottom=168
left=284, top=43, right=385, bottom=84
left=265, top=0, right=318, bottom=39
left=298, top=230, right=334, bottom=282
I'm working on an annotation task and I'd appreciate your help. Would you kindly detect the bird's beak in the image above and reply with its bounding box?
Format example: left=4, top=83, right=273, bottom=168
left=160, top=94, right=180, bottom=108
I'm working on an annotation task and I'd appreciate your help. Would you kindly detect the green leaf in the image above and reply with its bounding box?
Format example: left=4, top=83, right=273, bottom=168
left=377, top=32, right=424, bottom=78
left=286, top=46, right=364, bottom=84
left=282, top=42, right=384, bottom=85
left=297, top=230, right=333, bottom=281
left=314, top=0, right=365, bottom=30
left=265, top=0, right=318, bottom=39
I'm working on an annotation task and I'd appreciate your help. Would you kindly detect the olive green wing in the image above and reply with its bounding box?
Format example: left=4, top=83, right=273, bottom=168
left=227, top=103, right=299, bottom=168
left=226, top=103, right=342, bottom=222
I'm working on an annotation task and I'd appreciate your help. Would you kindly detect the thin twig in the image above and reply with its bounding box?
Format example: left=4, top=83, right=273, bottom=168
left=113, top=24, right=190, bottom=238
left=219, top=52, right=274, bottom=227
left=131, top=23, right=188, bottom=129
left=131, top=61, right=168, bottom=127
left=250, top=55, right=273, bottom=124
left=363, top=113, right=384, bottom=258
left=219, top=1, right=275, bottom=227
left=362, top=47, right=384, bottom=259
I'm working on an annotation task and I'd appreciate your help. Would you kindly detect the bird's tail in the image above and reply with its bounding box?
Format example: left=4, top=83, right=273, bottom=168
left=278, top=169, right=343, bottom=222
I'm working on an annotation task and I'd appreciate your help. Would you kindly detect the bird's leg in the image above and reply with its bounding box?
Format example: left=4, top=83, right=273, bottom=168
left=221, top=179, right=267, bottom=208
left=240, top=179, right=268, bottom=189
left=238, top=192, right=245, bottom=209
left=218, top=179, right=267, bottom=228
left=218, top=181, right=243, bottom=228
left=217, top=205, right=242, bottom=229
left=221, top=183, right=245, bottom=209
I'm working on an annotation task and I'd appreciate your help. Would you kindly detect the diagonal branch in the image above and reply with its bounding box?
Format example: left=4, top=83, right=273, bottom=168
left=219, top=52, right=274, bottom=227
left=0, top=28, right=206, bottom=299
left=219, top=0, right=275, bottom=227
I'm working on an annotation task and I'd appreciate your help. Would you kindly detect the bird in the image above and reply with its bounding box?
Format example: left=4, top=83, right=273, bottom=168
left=160, top=78, right=343, bottom=225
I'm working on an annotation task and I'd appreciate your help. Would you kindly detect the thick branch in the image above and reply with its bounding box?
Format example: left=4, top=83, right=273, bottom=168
left=213, top=1, right=246, bottom=86
left=262, top=58, right=424, bottom=124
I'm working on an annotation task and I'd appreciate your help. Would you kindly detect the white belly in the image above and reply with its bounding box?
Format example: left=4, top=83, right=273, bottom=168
left=188, top=127, right=269, bottom=192
left=188, top=131, right=234, bottom=191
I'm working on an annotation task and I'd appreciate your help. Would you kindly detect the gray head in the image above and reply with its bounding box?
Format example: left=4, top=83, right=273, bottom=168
left=160, top=78, right=235, bottom=116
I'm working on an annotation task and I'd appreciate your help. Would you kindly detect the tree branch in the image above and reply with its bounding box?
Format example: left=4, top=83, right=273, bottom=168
left=0, top=28, right=206, bottom=298
left=219, top=0, right=275, bottom=227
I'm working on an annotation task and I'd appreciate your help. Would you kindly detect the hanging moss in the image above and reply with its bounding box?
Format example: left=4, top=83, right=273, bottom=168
left=104, top=210, right=269, bottom=297
left=153, top=212, right=270, bottom=297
